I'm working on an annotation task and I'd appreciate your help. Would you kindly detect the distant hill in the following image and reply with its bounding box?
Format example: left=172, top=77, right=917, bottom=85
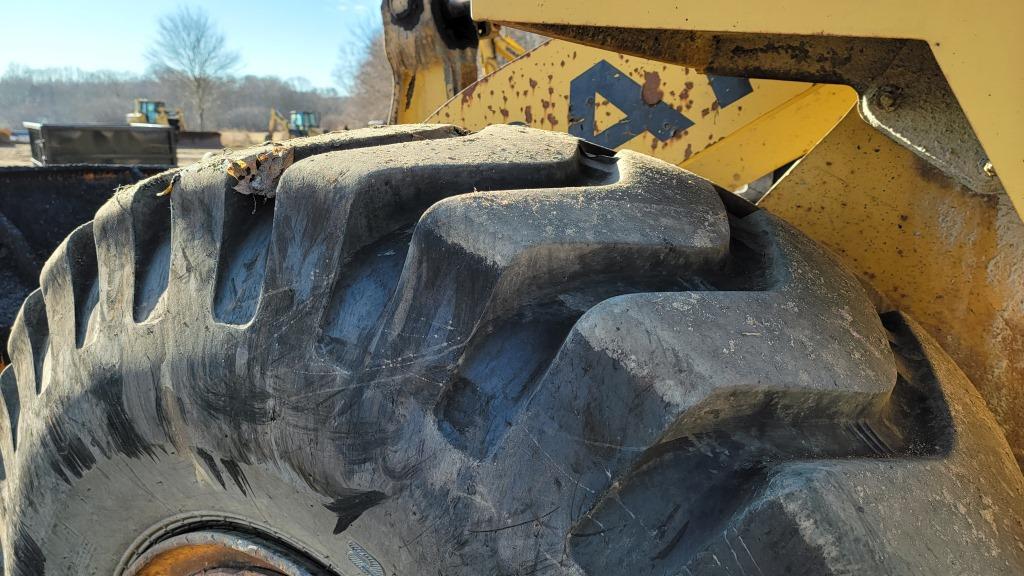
left=0, top=55, right=388, bottom=133
left=0, top=27, right=546, bottom=134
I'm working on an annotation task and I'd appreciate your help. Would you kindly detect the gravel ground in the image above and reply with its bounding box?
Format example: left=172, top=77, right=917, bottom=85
left=0, top=142, right=242, bottom=168
left=0, top=144, right=32, bottom=166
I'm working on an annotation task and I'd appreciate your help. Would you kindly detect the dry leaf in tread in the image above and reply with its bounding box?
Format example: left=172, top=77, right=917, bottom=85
left=156, top=173, right=181, bottom=197
left=226, top=145, right=294, bottom=197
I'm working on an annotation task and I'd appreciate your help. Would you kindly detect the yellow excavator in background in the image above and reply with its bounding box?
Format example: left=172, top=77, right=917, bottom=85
left=477, top=23, right=526, bottom=75
left=265, top=108, right=324, bottom=141
left=126, top=98, right=222, bottom=148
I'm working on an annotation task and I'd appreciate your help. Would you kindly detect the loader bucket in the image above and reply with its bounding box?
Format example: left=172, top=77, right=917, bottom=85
left=176, top=130, right=223, bottom=149
left=24, top=122, right=177, bottom=166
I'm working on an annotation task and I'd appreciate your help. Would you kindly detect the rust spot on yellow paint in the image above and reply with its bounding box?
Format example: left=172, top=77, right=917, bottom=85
left=642, top=71, right=664, bottom=106
left=461, top=83, right=477, bottom=104
left=428, top=38, right=847, bottom=197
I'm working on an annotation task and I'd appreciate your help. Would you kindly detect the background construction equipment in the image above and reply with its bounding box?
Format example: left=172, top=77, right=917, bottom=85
left=126, top=98, right=222, bottom=148
left=266, top=108, right=324, bottom=141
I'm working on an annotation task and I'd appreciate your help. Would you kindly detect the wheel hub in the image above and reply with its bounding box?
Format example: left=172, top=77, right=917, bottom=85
left=123, top=530, right=324, bottom=576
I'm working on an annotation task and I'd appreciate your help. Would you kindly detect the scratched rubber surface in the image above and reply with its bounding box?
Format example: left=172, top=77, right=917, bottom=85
left=0, top=124, right=1022, bottom=575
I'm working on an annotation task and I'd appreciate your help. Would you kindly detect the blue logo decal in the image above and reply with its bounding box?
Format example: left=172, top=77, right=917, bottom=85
left=569, top=61, right=753, bottom=149
left=708, top=75, right=753, bottom=108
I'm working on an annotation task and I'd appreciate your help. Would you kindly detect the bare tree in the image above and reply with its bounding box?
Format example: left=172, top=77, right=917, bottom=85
left=0, top=66, right=347, bottom=132
left=146, top=6, right=239, bottom=130
left=333, top=27, right=394, bottom=128
left=332, top=19, right=385, bottom=96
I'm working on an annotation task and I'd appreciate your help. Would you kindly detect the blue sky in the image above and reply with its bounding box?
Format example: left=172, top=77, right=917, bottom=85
left=1, top=0, right=382, bottom=90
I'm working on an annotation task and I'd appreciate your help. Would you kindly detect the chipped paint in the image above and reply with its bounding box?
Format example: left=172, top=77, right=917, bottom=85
left=641, top=71, right=664, bottom=105
left=428, top=39, right=854, bottom=187
left=761, top=110, right=1024, bottom=466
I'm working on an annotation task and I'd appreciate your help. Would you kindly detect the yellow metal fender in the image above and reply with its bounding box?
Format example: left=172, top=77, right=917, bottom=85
left=428, top=39, right=855, bottom=188
left=394, top=63, right=466, bottom=126
left=473, top=0, right=1024, bottom=219
left=761, top=109, right=1024, bottom=465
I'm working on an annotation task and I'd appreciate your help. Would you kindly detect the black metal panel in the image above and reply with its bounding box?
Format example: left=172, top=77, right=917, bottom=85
left=23, top=122, right=177, bottom=166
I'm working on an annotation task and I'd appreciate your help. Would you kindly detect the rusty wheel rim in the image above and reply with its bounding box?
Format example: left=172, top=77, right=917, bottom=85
left=123, top=530, right=325, bottom=576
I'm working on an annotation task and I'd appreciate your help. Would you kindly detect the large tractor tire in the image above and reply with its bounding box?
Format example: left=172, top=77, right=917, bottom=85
left=1, top=125, right=1022, bottom=575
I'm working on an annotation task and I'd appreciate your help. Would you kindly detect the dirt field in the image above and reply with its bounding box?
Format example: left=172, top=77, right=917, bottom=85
left=0, top=131, right=267, bottom=168
left=0, top=144, right=32, bottom=166
left=220, top=130, right=267, bottom=148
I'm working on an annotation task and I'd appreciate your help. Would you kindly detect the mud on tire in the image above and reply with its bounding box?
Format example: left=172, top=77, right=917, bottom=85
left=1, top=124, right=1022, bottom=575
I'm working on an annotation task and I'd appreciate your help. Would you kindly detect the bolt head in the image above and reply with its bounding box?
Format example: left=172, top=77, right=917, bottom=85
left=876, top=85, right=902, bottom=112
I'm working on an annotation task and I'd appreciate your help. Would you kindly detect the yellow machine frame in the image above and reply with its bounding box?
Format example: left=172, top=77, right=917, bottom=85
left=460, top=0, right=1024, bottom=466
left=477, top=24, right=526, bottom=75
left=473, top=0, right=1024, bottom=215
left=428, top=38, right=856, bottom=189
left=385, top=0, right=1024, bottom=465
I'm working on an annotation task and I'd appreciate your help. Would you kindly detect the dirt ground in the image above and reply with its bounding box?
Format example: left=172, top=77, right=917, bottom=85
left=220, top=130, right=267, bottom=148
left=0, top=144, right=32, bottom=166
left=0, top=130, right=267, bottom=168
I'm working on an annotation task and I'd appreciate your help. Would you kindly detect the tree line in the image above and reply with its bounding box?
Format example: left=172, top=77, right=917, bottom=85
left=0, top=67, right=352, bottom=131
left=0, top=6, right=392, bottom=133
